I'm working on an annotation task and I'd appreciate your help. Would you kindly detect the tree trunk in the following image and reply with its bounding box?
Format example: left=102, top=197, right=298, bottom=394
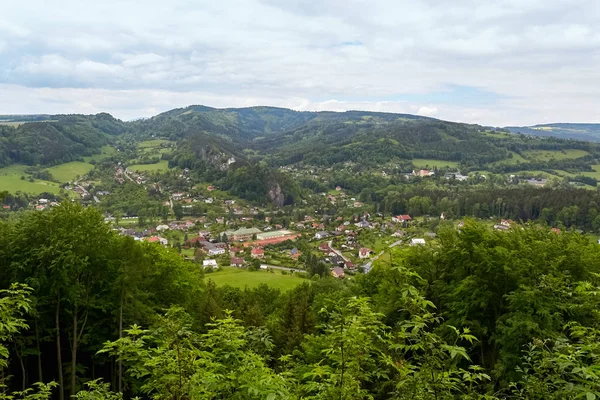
left=71, top=306, right=78, bottom=397
left=35, top=319, right=43, bottom=382
left=13, top=342, right=26, bottom=390
left=55, top=301, right=64, bottom=400
left=118, top=290, right=124, bottom=393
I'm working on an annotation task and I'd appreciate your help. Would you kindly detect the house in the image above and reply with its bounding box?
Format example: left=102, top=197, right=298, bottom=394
left=204, top=197, right=214, bottom=204
left=145, top=236, right=169, bottom=245
left=35, top=205, right=46, bottom=211
left=355, top=220, right=371, bottom=229
left=315, top=231, right=330, bottom=240
left=290, top=248, right=301, bottom=258
left=493, top=224, right=510, bottom=231
left=359, top=248, right=372, bottom=259
left=335, top=186, right=342, bottom=191
left=392, top=230, right=407, bottom=238
left=331, top=267, right=345, bottom=278
left=2, top=205, right=10, bottom=210
left=329, top=254, right=345, bottom=266
left=319, top=243, right=332, bottom=252
left=551, top=228, right=561, bottom=234
left=413, top=169, right=435, bottom=177
left=409, top=238, right=426, bottom=246
left=203, top=259, right=218, bottom=269
left=345, top=261, right=355, bottom=270
left=224, top=199, right=236, bottom=205
left=445, top=173, right=468, bottom=181
left=392, top=215, right=412, bottom=224
left=207, top=185, right=215, bottom=191
left=208, top=247, right=226, bottom=256
left=229, top=246, right=243, bottom=255
left=38, top=198, right=48, bottom=204
left=156, top=224, right=169, bottom=231
left=230, top=257, right=245, bottom=267
left=526, top=178, right=547, bottom=187
left=172, top=192, right=185, bottom=200
left=500, top=219, right=513, bottom=227
left=251, top=248, right=265, bottom=259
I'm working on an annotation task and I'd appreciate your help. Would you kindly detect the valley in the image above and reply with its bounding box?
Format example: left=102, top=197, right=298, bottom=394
left=2, top=106, right=600, bottom=398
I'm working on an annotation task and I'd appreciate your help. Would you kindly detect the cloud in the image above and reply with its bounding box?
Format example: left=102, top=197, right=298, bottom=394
left=0, top=0, right=600, bottom=125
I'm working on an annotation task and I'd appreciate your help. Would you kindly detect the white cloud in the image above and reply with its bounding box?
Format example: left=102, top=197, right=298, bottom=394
left=0, top=0, right=599, bottom=125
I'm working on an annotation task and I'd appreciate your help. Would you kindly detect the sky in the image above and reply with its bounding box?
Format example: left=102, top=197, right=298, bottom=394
left=1, top=0, right=600, bottom=126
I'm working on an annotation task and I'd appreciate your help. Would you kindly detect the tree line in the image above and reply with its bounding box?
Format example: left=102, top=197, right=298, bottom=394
left=0, top=205, right=600, bottom=398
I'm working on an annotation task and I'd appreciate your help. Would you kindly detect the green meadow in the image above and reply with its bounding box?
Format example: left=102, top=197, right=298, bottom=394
left=205, top=267, right=305, bottom=291
left=47, top=162, right=94, bottom=183
left=0, top=164, right=63, bottom=194
left=412, top=159, right=458, bottom=168
left=128, top=160, right=170, bottom=172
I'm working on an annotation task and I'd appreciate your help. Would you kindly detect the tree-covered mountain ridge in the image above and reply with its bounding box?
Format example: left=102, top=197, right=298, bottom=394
left=5, top=106, right=600, bottom=206
left=5, top=105, right=600, bottom=168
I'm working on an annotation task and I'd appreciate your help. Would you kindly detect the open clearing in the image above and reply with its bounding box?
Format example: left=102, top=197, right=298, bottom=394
left=579, top=164, right=600, bottom=180
left=0, top=164, right=63, bottom=194
left=205, top=267, right=305, bottom=291
left=83, top=145, right=117, bottom=162
left=47, top=162, right=94, bottom=182
left=523, top=149, right=589, bottom=161
left=412, top=159, right=458, bottom=168
left=491, top=152, right=527, bottom=166
left=128, top=160, right=170, bottom=172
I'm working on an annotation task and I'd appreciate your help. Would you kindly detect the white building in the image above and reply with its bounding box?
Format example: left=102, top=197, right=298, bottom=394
left=203, top=259, right=218, bottom=269
left=409, top=238, right=426, bottom=246
left=208, top=247, right=226, bottom=256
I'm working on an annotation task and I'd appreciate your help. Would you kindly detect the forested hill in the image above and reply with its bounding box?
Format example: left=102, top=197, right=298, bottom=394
left=149, top=106, right=600, bottom=171
left=506, top=123, right=600, bottom=142
left=0, top=113, right=126, bottom=167
left=5, top=106, right=600, bottom=200
left=5, top=106, right=600, bottom=171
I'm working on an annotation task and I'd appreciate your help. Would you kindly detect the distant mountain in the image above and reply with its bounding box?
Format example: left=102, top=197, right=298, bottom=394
left=505, top=123, right=600, bottom=142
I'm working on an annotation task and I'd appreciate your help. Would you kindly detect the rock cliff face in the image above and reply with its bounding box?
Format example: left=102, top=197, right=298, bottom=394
left=267, top=183, right=284, bottom=207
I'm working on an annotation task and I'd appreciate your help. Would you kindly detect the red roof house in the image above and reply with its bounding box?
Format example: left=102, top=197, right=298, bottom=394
left=251, top=248, right=264, bottom=259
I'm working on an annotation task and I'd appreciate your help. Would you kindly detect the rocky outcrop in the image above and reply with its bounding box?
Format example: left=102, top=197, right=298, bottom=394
left=267, top=182, right=284, bottom=207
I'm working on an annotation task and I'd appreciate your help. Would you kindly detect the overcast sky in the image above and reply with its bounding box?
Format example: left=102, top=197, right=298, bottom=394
left=1, top=0, right=599, bottom=126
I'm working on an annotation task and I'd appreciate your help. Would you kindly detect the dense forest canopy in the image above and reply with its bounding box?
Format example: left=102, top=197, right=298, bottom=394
left=1, top=205, right=600, bottom=399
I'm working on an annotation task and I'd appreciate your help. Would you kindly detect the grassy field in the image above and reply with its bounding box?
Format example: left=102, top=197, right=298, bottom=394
left=0, top=164, right=63, bottom=194
left=580, top=164, right=600, bottom=180
left=83, top=145, right=117, bottom=162
left=137, top=140, right=175, bottom=155
left=523, top=149, right=589, bottom=161
left=490, top=152, right=527, bottom=166
left=138, top=139, right=171, bottom=149
left=47, top=161, right=94, bottom=182
left=412, top=159, right=458, bottom=168
left=205, top=267, right=306, bottom=291
left=128, top=160, right=170, bottom=172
